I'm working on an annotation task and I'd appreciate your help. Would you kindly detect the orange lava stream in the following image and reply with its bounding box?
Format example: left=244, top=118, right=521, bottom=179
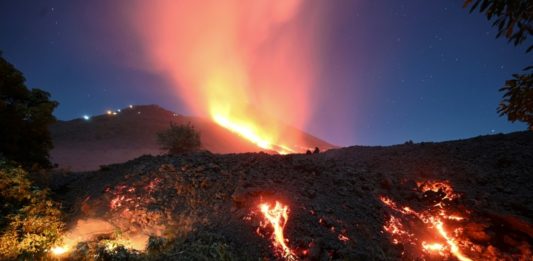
left=259, top=201, right=296, bottom=260
left=432, top=218, right=472, bottom=261
left=381, top=193, right=472, bottom=261
left=213, top=114, right=294, bottom=154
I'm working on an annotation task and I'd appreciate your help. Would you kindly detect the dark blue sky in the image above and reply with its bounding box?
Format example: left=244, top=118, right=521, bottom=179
left=0, top=1, right=530, bottom=146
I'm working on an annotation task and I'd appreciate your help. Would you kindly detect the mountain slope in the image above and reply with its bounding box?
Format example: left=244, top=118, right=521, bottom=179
left=50, top=105, right=335, bottom=171
left=54, top=130, right=533, bottom=260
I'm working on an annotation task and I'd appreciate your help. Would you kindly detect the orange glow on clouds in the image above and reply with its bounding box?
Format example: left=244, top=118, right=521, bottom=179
left=129, top=0, right=321, bottom=153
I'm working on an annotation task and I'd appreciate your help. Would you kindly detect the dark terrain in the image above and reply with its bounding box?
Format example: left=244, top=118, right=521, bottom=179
left=50, top=131, right=533, bottom=260
left=49, top=105, right=334, bottom=171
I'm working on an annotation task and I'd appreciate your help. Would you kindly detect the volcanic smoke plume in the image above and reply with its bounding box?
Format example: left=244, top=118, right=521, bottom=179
left=129, top=0, right=322, bottom=153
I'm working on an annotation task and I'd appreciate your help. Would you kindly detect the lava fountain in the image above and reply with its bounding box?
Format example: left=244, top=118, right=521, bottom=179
left=129, top=0, right=324, bottom=154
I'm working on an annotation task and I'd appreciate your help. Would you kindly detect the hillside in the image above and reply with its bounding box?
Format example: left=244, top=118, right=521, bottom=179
left=49, top=105, right=335, bottom=171
left=51, top=131, right=533, bottom=260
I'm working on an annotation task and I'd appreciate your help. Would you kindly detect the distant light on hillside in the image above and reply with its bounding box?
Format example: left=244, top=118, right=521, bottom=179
left=129, top=105, right=133, bottom=109
left=106, top=110, right=113, bottom=115
left=83, top=115, right=90, bottom=120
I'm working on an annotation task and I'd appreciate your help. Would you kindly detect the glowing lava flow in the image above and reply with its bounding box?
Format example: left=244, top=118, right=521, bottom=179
left=213, top=114, right=294, bottom=154
left=432, top=218, right=472, bottom=261
left=380, top=181, right=473, bottom=261
left=259, top=201, right=296, bottom=260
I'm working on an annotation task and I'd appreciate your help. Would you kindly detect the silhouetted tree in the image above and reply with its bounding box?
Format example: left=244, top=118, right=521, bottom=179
left=0, top=53, right=59, bottom=167
left=464, top=0, right=533, bottom=130
left=157, top=122, right=201, bottom=154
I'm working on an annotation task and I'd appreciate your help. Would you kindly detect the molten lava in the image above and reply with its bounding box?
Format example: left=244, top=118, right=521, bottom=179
left=417, top=180, right=458, bottom=201
left=258, top=201, right=296, bottom=260
left=213, top=113, right=294, bottom=154
left=380, top=181, right=473, bottom=261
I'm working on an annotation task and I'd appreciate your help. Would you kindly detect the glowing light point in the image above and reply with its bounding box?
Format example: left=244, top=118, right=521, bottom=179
left=51, top=246, right=68, bottom=256
left=83, top=115, right=90, bottom=120
left=106, top=110, right=113, bottom=115
left=129, top=105, right=133, bottom=109
left=422, top=241, right=445, bottom=252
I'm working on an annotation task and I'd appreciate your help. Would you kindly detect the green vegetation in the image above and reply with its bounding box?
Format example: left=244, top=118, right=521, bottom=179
left=157, top=122, right=202, bottom=154
left=0, top=162, right=64, bottom=259
left=464, top=0, right=533, bottom=129
left=0, top=53, right=59, bottom=168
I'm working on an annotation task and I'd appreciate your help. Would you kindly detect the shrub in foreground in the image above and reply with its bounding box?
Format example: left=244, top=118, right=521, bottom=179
left=0, top=162, right=64, bottom=259
left=157, top=122, right=201, bottom=154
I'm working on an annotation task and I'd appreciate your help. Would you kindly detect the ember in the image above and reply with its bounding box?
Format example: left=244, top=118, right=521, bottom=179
left=338, top=234, right=350, bottom=242
left=258, top=201, right=296, bottom=260
left=417, top=180, right=458, bottom=201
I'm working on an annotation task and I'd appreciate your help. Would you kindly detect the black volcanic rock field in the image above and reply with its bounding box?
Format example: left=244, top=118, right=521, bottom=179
left=48, top=131, right=533, bottom=260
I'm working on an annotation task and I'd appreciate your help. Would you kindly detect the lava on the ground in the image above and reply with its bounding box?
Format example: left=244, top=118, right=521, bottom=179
left=50, top=131, right=533, bottom=260
left=381, top=180, right=532, bottom=260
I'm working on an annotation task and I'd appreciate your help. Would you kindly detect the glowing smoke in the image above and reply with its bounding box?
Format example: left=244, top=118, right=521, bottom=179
left=51, top=219, right=148, bottom=256
left=128, top=0, right=322, bottom=152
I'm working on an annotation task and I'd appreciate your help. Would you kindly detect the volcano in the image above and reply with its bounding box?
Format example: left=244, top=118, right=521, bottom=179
left=49, top=105, right=335, bottom=171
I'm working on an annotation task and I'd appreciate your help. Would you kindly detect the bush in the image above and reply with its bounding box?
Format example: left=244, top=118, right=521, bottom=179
left=0, top=162, right=64, bottom=259
left=157, top=122, right=201, bottom=154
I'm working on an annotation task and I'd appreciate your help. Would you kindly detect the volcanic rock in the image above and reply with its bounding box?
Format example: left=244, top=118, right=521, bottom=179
left=53, top=131, right=533, bottom=260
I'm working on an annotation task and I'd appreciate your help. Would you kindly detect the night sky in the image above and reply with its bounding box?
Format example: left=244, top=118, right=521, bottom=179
left=0, top=1, right=530, bottom=146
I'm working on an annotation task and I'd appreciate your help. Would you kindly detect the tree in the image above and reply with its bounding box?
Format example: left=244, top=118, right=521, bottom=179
left=0, top=53, right=59, bottom=167
left=464, top=0, right=533, bottom=130
left=157, top=122, right=202, bottom=154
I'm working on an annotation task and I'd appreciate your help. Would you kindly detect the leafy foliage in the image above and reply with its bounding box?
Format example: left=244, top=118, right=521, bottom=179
left=464, top=0, right=532, bottom=50
left=498, top=68, right=533, bottom=130
left=0, top=162, right=64, bottom=259
left=157, top=122, right=201, bottom=154
left=464, top=0, right=533, bottom=129
left=0, top=53, right=59, bottom=168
